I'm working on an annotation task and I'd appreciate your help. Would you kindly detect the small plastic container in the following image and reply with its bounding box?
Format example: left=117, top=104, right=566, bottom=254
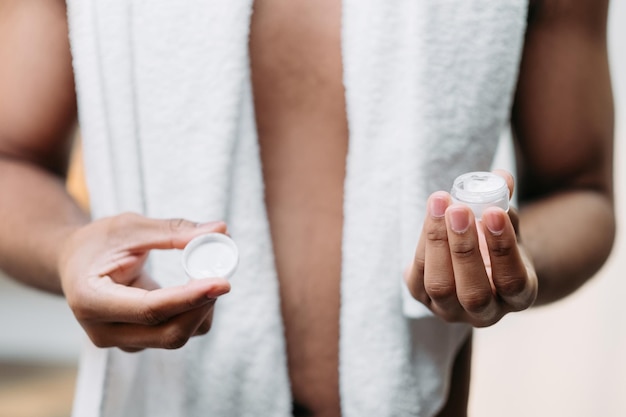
left=450, top=172, right=509, bottom=220
left=182, top=233, right=239, bottom=279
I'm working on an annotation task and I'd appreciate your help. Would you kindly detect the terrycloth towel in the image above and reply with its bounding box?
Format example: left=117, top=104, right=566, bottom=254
left=66, top=1, right=528, bottom=416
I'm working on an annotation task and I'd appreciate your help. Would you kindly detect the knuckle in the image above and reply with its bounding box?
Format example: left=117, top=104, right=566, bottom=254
left=168, top=218, right=190, bottom=233
left=489, top=239, right=515, bottom=258
left=495, top=274, right=528, bottom=297
left=450, top=241, right=478, bottom=260
left=72, top=303, right=92, bottom=322
left=162, top=327, right=190, bottom=350
left=459, top=290, right=493, bottom=315
left=472, top=314, right=502, bottom=328
left=183, top=293, right=203, bottom=310
left=69, top=292, right=96, bottom=322
left=166, top=218, right=193, bottom=248
left=426, top=226, right=449, bottom=247
left=196, top=319, right=213, bottom=336
left=88, top=331, right=111, bottom=349
left=425, top=282, right=457, bottom=303
left=140, top=305, right=166, bottom=325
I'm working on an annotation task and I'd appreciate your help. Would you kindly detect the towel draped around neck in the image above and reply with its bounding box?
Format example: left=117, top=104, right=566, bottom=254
left=66, top=1, right=528, bottom=416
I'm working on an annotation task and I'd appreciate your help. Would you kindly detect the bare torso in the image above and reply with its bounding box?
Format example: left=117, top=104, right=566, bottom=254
left=250, top=1, right=346, bottom=416
left=249, top=1, right=469, bottom=416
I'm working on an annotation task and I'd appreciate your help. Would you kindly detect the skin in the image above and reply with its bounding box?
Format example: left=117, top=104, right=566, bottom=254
left=250, top=0, right=346, bottom=414
left=0, top=1, right=615, bottom=417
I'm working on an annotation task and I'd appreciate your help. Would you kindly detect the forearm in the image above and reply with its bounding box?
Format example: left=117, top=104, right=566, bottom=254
left=519, top=189, right=615, bottom=306
left=0, top=157, right=89, bottom=294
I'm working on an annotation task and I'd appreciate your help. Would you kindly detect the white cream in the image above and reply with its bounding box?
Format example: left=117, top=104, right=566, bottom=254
left=451, top=171, right=509, bottom=220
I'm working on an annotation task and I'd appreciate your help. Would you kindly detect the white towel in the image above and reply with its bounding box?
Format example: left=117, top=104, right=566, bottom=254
left=66, top=1, right=528, bottom=416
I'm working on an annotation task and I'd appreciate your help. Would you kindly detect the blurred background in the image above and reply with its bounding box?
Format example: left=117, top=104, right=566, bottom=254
left=0, top=3, right=625, bottom=417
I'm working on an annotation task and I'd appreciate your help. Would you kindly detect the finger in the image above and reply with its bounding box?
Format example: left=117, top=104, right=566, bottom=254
left=194, top=307, right=215, bottom=336
left=86, top=302, right=215, bottom=350
left=118, top=302, right=216, bottom=351
left=492, top=169, right=514, bottom=198
left=112, top=213, right=228, bottom=251
left=507, top=205, right=521, bottom=236
left=76, top=276, right=230, bottom=325
left=445, top=204, right=499, bottom=325
left=421, top=192, right=465, bottom=320
left=482, top=207, right=537, bottom=311
left=406, top=192, right=451, bottom=307
left=406, top=231, right=428, bottom=306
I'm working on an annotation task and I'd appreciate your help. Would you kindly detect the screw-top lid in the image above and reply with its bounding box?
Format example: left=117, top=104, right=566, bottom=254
left=182, top=233, right=239, bottom=279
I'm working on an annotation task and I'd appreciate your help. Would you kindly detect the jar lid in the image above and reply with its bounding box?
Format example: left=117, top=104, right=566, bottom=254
left=182, top=233, right=239, bottom=279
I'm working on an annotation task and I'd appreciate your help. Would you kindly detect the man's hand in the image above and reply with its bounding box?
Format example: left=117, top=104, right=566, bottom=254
left=405, top=172, right=538, bottom=327
left=58, top=213, right=231, bottom=352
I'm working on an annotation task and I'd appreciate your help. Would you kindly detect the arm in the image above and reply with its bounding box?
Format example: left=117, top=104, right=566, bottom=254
left=406, top=0, right=615, bottom=326
left=0, top=0, right=84, bottom=294
left=0, top=0, right=230, bottom=350
left=513, top=0, right=615, bottom=305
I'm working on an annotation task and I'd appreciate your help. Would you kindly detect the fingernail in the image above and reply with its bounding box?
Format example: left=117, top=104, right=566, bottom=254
left=449, top=207, right=470, bottom=234
left=429, top=194, right=448, bottom=219
left=484, top=211, right=505, bottom=236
